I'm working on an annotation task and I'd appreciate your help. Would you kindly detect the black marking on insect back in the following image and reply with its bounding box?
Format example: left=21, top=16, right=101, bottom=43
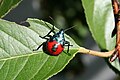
left=42, top=41, right=59, bottom=56
left=52, top=44, right=57, bottom=52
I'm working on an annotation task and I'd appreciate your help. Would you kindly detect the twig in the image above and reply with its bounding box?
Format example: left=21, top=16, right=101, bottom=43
left=78, top=47, right=115, bottom=57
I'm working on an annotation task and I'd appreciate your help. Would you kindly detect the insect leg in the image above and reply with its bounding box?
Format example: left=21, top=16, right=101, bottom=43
left=64, top=41, right=73, bottom=53
left=33, top=42, right=44, bottom=51
left=39, top=32, right=52, bottom=40
left=39, top=22, right=55, bottom=40
left=44, top=22, right=55, bottom=34
left=63, top=50, right=71, bottom=56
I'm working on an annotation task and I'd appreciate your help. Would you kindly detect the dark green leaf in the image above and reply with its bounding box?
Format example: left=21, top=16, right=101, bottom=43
left=0, top=0, right=22, bottom=18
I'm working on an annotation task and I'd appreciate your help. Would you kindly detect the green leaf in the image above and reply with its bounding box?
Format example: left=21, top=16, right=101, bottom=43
left=0, top=0, right=22, bottom=18
left=0, top=18, right=78, bottom=80
left=82, top=0, right=120, bottom=72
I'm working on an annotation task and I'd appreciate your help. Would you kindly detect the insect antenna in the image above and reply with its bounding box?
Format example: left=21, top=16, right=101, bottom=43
left=64, top=26, right=76, bottom=32
left=49, top=16, right=63, bottom=29
left=49, top=16, right=76, bottom=32
left=49, top=16, right=55, bottom=23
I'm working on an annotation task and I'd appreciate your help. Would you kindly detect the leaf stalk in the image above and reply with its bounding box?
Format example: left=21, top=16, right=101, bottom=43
left=78, top=47, right=115, bottom=57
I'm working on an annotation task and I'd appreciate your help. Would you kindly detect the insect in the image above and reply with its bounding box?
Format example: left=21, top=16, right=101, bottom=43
left=110, top=0, right=120, bottom=62
left=33, top=23, right=73, bottom=56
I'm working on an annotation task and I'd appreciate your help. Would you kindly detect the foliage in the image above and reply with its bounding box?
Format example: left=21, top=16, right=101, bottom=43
left=0, top=0, right=119, bottom=80
left=0, top=18, right=79, bottom=79
left=82, top=0, right=119, bottom=73
left=0, top=0, right=21, bottom=18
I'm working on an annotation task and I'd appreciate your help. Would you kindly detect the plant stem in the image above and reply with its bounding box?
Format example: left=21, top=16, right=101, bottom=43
left=78, top=47, right=115, bottom=57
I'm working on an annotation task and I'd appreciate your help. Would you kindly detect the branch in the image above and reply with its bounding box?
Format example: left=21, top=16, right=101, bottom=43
left=78, top=47, right=115, bottom=57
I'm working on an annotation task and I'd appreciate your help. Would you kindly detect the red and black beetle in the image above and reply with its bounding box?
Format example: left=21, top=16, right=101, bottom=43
left=33, top=23, right=73, bottom=56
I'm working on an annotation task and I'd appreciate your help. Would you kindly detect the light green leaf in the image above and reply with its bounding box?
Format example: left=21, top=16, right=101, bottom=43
left=0, top=0, right=22, bottom=18
left=0, top=18, right=79, bottom=80
left=82, top=0, right=120, bottom=72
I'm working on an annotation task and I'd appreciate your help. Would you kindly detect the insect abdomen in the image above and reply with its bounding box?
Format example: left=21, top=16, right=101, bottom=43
left=43, top=40, right=64, bottom=56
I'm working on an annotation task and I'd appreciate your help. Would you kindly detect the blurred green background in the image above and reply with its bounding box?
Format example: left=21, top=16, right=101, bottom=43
left=3, top=0, right=117, bottom=80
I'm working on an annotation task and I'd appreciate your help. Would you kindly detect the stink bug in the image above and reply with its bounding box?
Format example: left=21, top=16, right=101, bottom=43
left=33, top=22, right=73, bottom=56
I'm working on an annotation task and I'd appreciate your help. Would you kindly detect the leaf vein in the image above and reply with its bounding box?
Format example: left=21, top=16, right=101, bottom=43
left=29, top=56, right=50, bottom=79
